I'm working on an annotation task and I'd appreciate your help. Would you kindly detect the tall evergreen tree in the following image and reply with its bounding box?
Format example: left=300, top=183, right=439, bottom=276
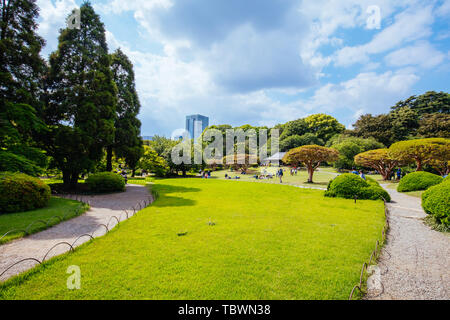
left=43, top=2, right=117, bottom=188
left=0, top=0, right=47, bottom=172
left=107, top=48, right=143, bottom=176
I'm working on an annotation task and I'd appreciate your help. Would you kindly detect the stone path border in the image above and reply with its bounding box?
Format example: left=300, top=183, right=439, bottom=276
left=0, top=184, right=152, bottom=282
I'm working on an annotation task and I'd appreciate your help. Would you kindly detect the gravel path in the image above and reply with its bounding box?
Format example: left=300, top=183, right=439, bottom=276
left=0, top=184, right=152, bottom=282
left=366, top=185, right=450, bottom=300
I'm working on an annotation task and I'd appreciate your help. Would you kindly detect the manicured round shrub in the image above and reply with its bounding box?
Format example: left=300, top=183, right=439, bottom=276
left=422, top=183, right=450, bottom=227
left=85, top=172, right=125, bottom=193
left=325, top=173, right=390, bottom=202
left=0, top=172, right=51, bottom=213
left=397, top=172, right=443, bottom=192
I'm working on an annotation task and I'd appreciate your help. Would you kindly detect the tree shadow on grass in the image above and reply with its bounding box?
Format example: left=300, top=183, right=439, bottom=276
left=150, top=184, right=201, bottom=208
left=151, top=196, right=197, bottom=208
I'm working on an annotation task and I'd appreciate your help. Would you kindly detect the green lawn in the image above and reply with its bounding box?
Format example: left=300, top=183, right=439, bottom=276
left=0, top=179, right=385, bottom=300
left=0, top=198, right=89, bottom=244
left=211, top=166, right=339, bottom=188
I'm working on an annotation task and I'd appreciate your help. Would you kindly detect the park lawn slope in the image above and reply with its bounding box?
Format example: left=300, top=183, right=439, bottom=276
left=0, top=179, right=385, bottom=300
left=0, top=198, right=89, bottom=244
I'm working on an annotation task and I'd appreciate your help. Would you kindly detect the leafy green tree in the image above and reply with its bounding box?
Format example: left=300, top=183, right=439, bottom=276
left=353, top=114, right=394, bottom=146
left=391, top=91, right=450, bottom=115
left=389, top=138, right=450, bottom=172
left=279, top=119, right=308, bottom=140
left=304, top=114, right=345, bottom=143
left=389, top=106, right=420, bottom=140
left=282, top=145, right=339, bottom=183
left=280, top=133, right=323, bottom=152
left=0, top=0, right=47, bottom=171
left=354, top=149, right=399, bottom=181
left=42, top=3, right=117, bottom=189
left=139, top=146, right=169, bottom=177
left=327, top=134, right=384, bottom=169
left=418, top=113, right=450, bottom=138
left=107, top=48, right=143, bottom=176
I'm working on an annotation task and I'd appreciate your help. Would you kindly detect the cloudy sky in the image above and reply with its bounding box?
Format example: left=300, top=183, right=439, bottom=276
left=36, top=0, right=450, bottom=136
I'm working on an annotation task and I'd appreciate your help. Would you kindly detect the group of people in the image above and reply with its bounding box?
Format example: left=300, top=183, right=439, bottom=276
left=224, top=174, right=240, bottom=180
left=351, top=169, right=366, bottom=180
left=352, top=168, right=404, bottom=181
left=290, top=168, right=299, bottom=176
left=200, top=171, right=212, bottom=179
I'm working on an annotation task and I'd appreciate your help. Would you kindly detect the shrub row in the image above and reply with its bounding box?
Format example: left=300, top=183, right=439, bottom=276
left=325, top=174, right=391, bottom=202
left=0, top=172, right=51, bottom=214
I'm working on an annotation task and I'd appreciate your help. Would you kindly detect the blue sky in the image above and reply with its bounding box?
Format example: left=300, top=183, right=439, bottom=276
left=37, top=0, right=450, bottom=136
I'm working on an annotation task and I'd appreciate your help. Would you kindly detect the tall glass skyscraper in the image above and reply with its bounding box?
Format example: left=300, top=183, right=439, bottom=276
left=186, top=114, right=209, bottom=140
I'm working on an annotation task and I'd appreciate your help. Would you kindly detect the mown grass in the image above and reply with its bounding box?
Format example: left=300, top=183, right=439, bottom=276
left=0, top=179, right=385, bottom=300
left=0, top=198, right=89, bottom=244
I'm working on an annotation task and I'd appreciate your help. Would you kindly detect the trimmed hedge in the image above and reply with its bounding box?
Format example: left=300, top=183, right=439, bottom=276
left=422, top=183, right=450, bottom=227
left=85, top=172, right=125, bottom=194
left=0, top=172, right=51, bottom=214
left=397, top=172, right=443, bottom=193
left=325, top=173, right=390, bottom=202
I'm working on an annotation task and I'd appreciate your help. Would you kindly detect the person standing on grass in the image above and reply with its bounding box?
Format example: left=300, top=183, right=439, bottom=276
left=359, top=170, right=366, bottom=181
left=278, top=168, right=284, bottom=183
left=397, top=168, right=402, bottom=181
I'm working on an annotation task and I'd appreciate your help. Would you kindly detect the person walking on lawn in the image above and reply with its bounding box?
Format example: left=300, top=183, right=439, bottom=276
left=278, top=168, right=284, bottom=184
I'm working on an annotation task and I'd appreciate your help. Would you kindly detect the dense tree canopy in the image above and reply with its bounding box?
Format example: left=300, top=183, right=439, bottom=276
left=389, top=138, right=450, bottom=172
left=327, top=134, right=384, bottom=170
left=304, top=114, right=346, bottom=142
left=108, top=48, right=143, bottom=175
left=418, top=113, right=450, bottom=138
left=391, top=91, right=450, bottom=115
left=0, top=0, right=47, bottom=173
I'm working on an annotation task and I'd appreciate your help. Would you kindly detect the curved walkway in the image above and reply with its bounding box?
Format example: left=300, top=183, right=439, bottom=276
left=0, top=184, right=152, bottom=282
left=367, top=185, right=450, bottom=300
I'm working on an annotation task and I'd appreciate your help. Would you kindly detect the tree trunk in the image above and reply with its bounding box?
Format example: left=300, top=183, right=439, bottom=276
left=416, top=160, right=423, bottom=171
left=63, top=171, right=70, bottom=188
left=132, top=168, right=136, bottom=177
left=70, top=172, right=79, bottom=191
left=307, top=166, right=314, bottom=183
left=106, top=145, right=113, bottom=172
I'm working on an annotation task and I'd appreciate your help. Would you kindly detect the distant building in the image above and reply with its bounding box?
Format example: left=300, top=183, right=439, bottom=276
left=186, top=114, right=209, bottom=140
left=262, top=152, right=287, bottom=166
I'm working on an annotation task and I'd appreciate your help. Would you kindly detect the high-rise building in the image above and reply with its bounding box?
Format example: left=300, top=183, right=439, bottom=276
left=186, top=114, right=209, bottom=140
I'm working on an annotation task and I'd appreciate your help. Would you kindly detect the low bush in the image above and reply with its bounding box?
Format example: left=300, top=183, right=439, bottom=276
left=0, top=172, right=51, bottom=213
left=397, top=172, right=443, bottom=192
left=422, top=183, right=450, bottom=227
left=325, top=173, right=390, bottom=202
left=85, top=172, right=125, bottom=194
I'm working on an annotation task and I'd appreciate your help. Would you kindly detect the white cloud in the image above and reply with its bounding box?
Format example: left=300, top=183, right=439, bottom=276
left=305, top=70, right=420, bottom=119
left=385, top=41, right=446, bottom=69
left=334, top=6, right=434, bottom=67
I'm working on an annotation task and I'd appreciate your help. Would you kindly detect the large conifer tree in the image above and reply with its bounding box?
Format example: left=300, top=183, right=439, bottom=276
left=43, top=2, right=117, bottom=188
left=107, top=48, right=143, bottom=175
